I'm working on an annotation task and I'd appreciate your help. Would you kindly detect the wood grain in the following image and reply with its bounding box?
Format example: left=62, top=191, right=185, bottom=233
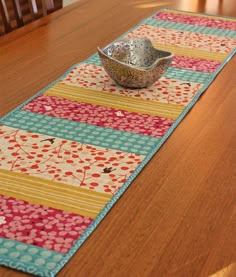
left=0, top=0, right=235, bottom=276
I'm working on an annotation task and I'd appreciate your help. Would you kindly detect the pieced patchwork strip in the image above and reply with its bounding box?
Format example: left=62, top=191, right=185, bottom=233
left=152, top=42, right=227, bottom=61
left=154, top=10, right=236, bottom=27
left=127, top=24, right=236, bottom=59
left=0, top=169, right=111, bottom=218
left=0, top=125, right=145, bottom=197
left=145, top=18, right=236, bottom=38
left=44, top=83, right=184, bottom=119
left=22, top=95, right=174, bottom=138
left=59, top=64, right=202, bottom=105
left=1, top=111, right=159, bottom=155
left=171, top=56, right=221, bottom=73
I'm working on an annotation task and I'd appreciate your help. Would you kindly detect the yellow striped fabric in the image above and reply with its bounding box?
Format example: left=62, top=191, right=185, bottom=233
left=0, top=169, right=111, bottom=218
left=45, top=83, right=184, bottom=119
left=153, top=42, right=227, bottom=62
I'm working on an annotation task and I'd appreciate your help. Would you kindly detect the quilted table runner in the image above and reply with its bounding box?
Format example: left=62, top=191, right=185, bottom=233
left=0, top=9, right=235, bottom=277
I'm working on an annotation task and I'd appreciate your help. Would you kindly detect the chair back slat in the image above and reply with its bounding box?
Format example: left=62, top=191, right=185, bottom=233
left=42, top=0, right=54, bottom=15
left=0, top=0, right=59, bottom=35
left=12, top=0, right=24, bottom=27
left=0, top=0, right=12, bottom=33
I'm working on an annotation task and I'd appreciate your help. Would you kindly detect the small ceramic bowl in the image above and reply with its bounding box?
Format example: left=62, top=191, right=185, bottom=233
left=97, top=37, right=173, bottom=88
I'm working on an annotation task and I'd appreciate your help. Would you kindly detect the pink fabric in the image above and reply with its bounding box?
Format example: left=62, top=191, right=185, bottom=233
left=154, top=11, right=236, bottom=31
left=171, top=56, right=220, bottom=72
left=0, top=195, right=93, bottom=253
left=22, top=95, right=174, bottom=138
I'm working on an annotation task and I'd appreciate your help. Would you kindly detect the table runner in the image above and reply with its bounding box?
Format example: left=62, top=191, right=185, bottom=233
left=0, top=8, right=235, bottom=277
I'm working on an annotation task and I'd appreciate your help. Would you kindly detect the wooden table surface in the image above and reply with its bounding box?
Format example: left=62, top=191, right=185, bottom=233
left=0, top=0, right=235, bottom=276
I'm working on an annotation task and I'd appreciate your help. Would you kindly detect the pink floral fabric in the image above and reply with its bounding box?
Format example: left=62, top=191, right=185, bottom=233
left=172, top=56, right=220, bottom=72
left=0, top=125, right=144, bottom=194
left=61, top=64, right=202, bottom=106
left=0, top=195, right=93, bottom=253
left=22, top=95, right=174, bottom=138
left=127, top=24, right=236, bottom=54
left=154, top=11, right=236, bottom=31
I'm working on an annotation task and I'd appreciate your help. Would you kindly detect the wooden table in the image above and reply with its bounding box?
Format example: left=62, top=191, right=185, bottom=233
left=0, top=0, right=235, bottom=276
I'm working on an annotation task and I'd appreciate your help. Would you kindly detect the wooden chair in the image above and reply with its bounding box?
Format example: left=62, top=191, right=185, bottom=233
left=0, top=0, right=55, bottom=34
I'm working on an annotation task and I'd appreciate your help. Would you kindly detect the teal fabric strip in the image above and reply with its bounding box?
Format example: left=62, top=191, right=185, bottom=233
left=0, top=238, right=63, bottom=277
left=165, top=67, right=211, bottom=83
left=0, top=110, right=159, bottom=155
left=83, top=53, right=101, bottom=66
left=144, top=18, right=236, bottom=38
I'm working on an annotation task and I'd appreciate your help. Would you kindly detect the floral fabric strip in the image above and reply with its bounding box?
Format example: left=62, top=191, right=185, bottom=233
left=154, top=11, right=236, bottom=31
left=172, top=56, right=221, bottom=73
left=60, top=64, right=202, bottom=106
left=0, top=195, right=93, bottom=254
left=0, top=125, right=144, bottom=195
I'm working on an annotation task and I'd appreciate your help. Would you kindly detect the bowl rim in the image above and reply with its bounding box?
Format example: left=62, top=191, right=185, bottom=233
left=97, top=38, right=174, bottom=72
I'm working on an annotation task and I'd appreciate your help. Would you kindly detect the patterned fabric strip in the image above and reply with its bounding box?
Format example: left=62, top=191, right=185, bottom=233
left=166, top=67, right=211, bottom=83
left=152, top=42, right=227, bottom=61
left=171, top=56, right=220, bottom=72
left=85, top=52, right=220, bottom=74
left=84, top=52, right=221, bottom=76
left=1, top=111, right=159, bottom=155
left=127, top=24, right=236, bottom=57
left=154, top=11, right=236, bottom=31
left=0, top=125, right=144, bottom=196
left=60, top=64, right=202, bottom=106
left=45, top=83, right=184, bottom=119
left=22, top=95, right=174, bottom=138
left=0, top=170, right=111, bottom=218
left=159, top=9, right=236, bottom=21
left=0, top=195, right=93, bottom=253
left=0, top=237, right=64, bottom=274
left=144, top=18, right=236, bottom=38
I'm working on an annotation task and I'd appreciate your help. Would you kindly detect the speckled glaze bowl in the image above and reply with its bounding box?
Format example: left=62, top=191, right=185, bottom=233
left=97, top=38, right=174, bottom=88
